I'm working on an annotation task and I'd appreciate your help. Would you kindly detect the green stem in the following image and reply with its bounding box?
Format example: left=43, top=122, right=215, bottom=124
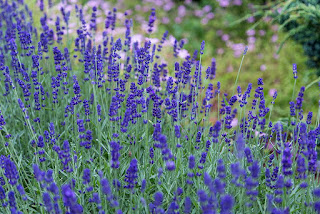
left=232, top=46, right=248, bottom=96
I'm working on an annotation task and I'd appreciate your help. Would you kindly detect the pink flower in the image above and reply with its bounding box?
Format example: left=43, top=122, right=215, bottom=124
left=231, top=118, right=238, bottom=127
left=169, top=35, right=176, bottom=45
left=125, top=10, right=133, bottom=16
left=277, top=7, right=282, bottom=13
left=257, top=53, right=264, bottom=59
left=155, top=0, right=163, bottom=6
left=271, top=34, right=278, bottom=43
left=143, top=6, right=149, bottom=12
left=135, top=5, right=141, bottom=11
left=217, top=0, right=230, bottom=7
left=203, top=5, right=212, bottom=13
left=259, top=30, right=266, bottom=36
left=146, top=38, right=159, bottom=44
left=263, top=16, right=271, bottom=22
left=178, top=5, right=186, bottom=17
left=268, top=88, right=277, bottom=97
left=247, top=36, right=256, bottom=44
left=233, top=0, right=242, bottom=6
left=95, top=33, right=104, bottom=43
left=194, top=10, right=203, bottom=17
left=266, top=141, right=275, bottom=151
left=255, top=131, right=266, bottom=137
left=114, top=27, right=126, bottom=35
left=178, top=49, right=189, bottom=59
left=163, top=2, right=174, bottom=11
left=101, top=2, right=110, bottom=10
left=141, top=23, right=151, bottom=33
left=232, top=43, right=245, bottom=58
left=246, top=29, right=255, bottom=36
left=227, top=65, right=234, bottom=72
left=65, top=5, right=73, bottom=12
left=247, top=16, right=255, bottom=23
left=201, top=18, right=208, bottom=25
left=260, top=64, right=266, bottom=71
left=175, top=17, right=182, bottom=24
left=131, top=34, right=143, bottom=44
left=217, top=30, right=223, bottom=36
left=206, top=12, right=214, bottom=19
left=222, top=34, right=230, bottom=41
left=271, top=25, right=278, bottom=32
left=87, top=0, right=98, bottom=7
left=248, top=43, right=255, bottom=52
left=96, top=17, right=103, bottom=24
left=217, top=48, right=224, bottom=55
left=162, top=17, right=170, bottom=24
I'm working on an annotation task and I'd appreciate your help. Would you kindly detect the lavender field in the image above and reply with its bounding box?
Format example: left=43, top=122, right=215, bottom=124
left=0, top=0, right=320, bottom=213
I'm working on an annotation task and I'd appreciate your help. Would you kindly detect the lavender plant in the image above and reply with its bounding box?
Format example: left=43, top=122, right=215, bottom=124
left=0, top=0, right=319, bottom=213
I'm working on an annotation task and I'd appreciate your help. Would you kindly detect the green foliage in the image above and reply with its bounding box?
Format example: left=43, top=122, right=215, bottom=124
left=253, top=0, right=320, bottom=75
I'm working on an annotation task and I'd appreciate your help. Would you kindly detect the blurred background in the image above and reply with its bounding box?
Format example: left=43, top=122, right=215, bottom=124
left=29, top=0, right=320, bottom=122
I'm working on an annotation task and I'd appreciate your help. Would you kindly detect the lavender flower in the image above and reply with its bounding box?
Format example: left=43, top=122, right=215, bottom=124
left=220, top=194, right=234, bottom=214
left=33, top=164, right=45, bottom=182
left=306, top=112, right=313, bottom=125
left=186, top=156, right=196, bottom=183
left=16, top=184, right=27, bottom=201
left=8, top=191, right=16, bottom=210
left=217, top=159, right=226, bottom=179
left=282, top=143, right=292, bottom=176
left=292, top=63, right=297, bottom=79
left=61, top=184, right=83, bottom=213
left=166, top=160, right=176, bottom=171
left=295, top=86, right=305, bottom=111
left=82, top=168, right=91, bottom=185
left=4, top=157, right=19, bottom=186
left=124, top=159, right=138, bottom=191
left=0, top=110, right=6, bottom=129
left=200, top=41, right=205, bottom=55
left=148, top=8, right=156, bottom=33
left=149, top=191, right=164, bottom=213
left=110, top=141, right=122, bottom=169
left=141, top=179, right=146, bottom=193
left=236, top=134, right=245, bottom=158
left=184, top=197, right=192, bottom=213
left=0, top=186, right=5, bottom=201
left=43, top=192, right=53, bottom=213
left=174, top=125, right=181, bottom=138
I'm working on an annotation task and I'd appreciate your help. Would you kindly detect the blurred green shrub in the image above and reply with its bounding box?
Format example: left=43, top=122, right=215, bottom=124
left=255, top=0, right=320, bottom=75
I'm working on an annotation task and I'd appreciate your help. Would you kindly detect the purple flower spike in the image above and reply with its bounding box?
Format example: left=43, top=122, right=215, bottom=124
left=61, top=184, right=83, bottom=213
left=282, top=143, right=292, bottom=176
left=154, top=192, right=163, bottom=207
left=110, top=141, right=122, bottom=169
left=189, top=155, right=195, bottom=169
left=184, top=197, right=192, bottom=213
left=200, top=41, right=205, bottom=55
left=124, top=159, right=138, bottom=191
left=166, top=160, right=176, bottom=171
left=82, top=168, right=91, bottom=185
left=43, top=192, right=53, bottom=213
left=4, top=158, right=19, bottom=186
left=220, top=194, right=234, bottom=214
left=293, top=63, right=297, bottom=79
left=148, top=8, right=156, bottom=33
left=236, top=134, right=245, bottom=159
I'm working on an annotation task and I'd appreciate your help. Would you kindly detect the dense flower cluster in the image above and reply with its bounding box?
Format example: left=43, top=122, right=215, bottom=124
left=0, top=0, right=318, bottom=214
